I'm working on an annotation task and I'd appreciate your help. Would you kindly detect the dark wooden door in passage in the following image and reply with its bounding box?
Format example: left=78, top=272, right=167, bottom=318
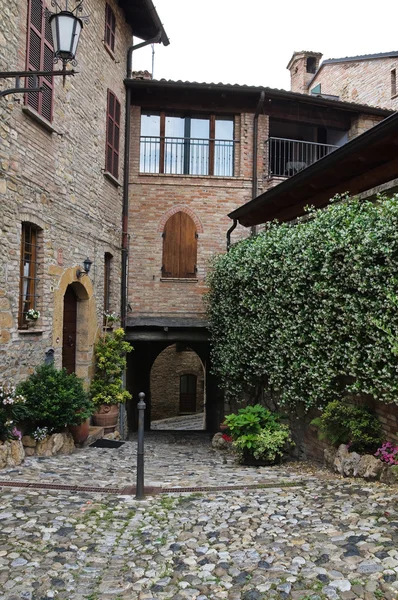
left=62, top=285, right=77, bottom=374
left=179, top=374, right=197, bottom=413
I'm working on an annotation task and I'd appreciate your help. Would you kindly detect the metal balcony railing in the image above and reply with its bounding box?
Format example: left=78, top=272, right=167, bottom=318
left=140, top=136, right=237, bottom=177
left=266, top=137, right=339, bottom=178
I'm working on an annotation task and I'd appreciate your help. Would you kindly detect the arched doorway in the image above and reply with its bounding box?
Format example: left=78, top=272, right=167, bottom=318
left=62, top=285, right=77, bottom=373
left=150, top=344, right=205, bottom=430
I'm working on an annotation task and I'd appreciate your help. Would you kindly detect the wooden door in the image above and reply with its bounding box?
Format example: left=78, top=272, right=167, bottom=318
left=179, top=374, right=197, bottom=413
left=62, top=285, right=77, bottom=374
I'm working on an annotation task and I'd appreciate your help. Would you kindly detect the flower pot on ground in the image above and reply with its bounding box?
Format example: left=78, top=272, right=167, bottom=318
left=89, top=320, right=132, bottom=434
left=69, top=418, right=91, bottom=444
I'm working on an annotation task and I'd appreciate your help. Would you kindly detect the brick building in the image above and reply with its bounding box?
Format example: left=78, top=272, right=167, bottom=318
left=124, top=77, right=391, bottom=431
left=0, top=0, right=167, bottom=385
left=288, top=50, right=398, bottom=110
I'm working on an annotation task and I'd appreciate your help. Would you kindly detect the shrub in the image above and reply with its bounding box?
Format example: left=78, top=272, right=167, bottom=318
left=89, top=327, right=132, bottom=407
left=311, top=399, right=382, bottom=453
left=0, top=383, right=27, bottom=441
left=16, top=364, right=93, bottom=432
left=225, top=404, right=293, bottom=463
left=206, top=194, right=398, bottom=409
left=375, top=441, right=398, bottom=465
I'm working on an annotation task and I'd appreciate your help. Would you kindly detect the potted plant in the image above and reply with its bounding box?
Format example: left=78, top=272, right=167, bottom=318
left=89, top=315, right=132, bottom=432
left=224, top=404, right=293, bottom=466
left=16, top=364, right=93, bottom=444
left=26, top=309, right=40, bottom=327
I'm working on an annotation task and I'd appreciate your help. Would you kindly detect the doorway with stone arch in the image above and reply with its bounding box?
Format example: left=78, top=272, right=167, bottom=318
left=150, top=343, right=206, bottom=430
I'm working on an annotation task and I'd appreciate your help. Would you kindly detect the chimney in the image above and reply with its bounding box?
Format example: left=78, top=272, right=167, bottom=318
left=287, top=51, right=322, bottom=94
left=132, top=70, right=153, bottom=81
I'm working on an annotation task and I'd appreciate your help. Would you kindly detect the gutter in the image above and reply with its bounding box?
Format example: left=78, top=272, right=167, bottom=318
left=251, top=91, right=265, bottom=235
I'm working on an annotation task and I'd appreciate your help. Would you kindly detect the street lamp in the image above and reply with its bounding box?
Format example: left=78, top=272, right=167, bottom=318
left=0, top=1, right=88, bottom=98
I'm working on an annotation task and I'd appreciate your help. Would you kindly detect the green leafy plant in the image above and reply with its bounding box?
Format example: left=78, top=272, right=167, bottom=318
left=206, top=194, right=398, bottom=409
left=311, top=399, right=382, bottom=453
left=89, top=327, right=132, bottom=407
left=0, top=383, right=27, bottom=441
left=225, top=404, right=293, bottom=463
left=16, top=364, right=93, bottom=432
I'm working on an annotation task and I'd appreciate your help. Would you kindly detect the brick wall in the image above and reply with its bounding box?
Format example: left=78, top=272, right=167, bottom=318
left=150, top=344, right=205, bottom=421
left=309, top=59, right=398, bottom=110
left=0, top=0, right=132, bottom=384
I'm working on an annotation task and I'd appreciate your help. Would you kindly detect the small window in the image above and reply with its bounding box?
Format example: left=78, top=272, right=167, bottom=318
left=391, top=69, right=397, bottom=97
left=105, top=3, right=116, bottom=53
left=104, top=252, right=112, bottom=323
left=306, top=57, right=317, bottom=74
left=25, top=0, right=54, bottom=121
left=162, top=212, right=197, bottom=279
left=105, top=90, right=121, bottom=179
left=180, top=374, right=197, bottom=413
left=311, top=83, right=321, bottom=95
left=19, top=223, right=40, bottom=328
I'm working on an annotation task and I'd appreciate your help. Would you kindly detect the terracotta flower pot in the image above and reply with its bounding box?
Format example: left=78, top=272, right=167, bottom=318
left=93, top=404, right=119, bottom=433
left=69, top=418, right=90, bottom=445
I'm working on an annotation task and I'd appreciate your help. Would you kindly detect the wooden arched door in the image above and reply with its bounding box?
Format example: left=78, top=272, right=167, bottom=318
left=62, top=285, right=77, bottom=374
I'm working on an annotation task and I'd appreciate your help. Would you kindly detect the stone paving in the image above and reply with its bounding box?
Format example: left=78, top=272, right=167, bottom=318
left=0, top=433, right=397, bottom=600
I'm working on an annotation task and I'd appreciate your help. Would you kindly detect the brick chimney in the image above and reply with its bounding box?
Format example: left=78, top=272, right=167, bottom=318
left=132, top=70, right=152, bottom=80
left=287, top=51, right=322, bottom=94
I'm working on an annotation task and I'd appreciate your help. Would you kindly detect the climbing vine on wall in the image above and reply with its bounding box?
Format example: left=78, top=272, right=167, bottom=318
left=206, top=194, right=398, bottom=409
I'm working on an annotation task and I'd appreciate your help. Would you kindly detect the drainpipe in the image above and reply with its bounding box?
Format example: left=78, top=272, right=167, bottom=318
left=121, top=33, right=163, bottom=330
left=251, top=90, right=265, bottom=236
left=226, top=219, right=238, bottom=252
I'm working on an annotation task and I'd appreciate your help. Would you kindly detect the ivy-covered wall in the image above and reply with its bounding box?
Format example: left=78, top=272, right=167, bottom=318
left=206, top=195, right=398, bottom=418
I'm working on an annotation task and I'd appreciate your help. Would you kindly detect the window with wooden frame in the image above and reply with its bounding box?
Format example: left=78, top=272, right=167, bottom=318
left=25, top=0, right=54, bottom=121
left=104, top=3, right=116, bottom=54
left=19, top=223, right=40, bottom=328
left=162, top=212, right=197, bottom=279
left=179, top=374, right=197, bottom=413
left=105, top=90, right=121, bottom=179
left=103, top=252, right=112, bottom=324
left=140, top=112, right=235, bottom=176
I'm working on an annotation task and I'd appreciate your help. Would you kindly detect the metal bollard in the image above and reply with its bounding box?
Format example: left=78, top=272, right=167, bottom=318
left=135, top=392, right=146, bottom=500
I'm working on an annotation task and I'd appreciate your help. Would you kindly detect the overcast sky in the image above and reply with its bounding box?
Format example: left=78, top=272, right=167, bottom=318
left=131, top=0, right=398, bottom=90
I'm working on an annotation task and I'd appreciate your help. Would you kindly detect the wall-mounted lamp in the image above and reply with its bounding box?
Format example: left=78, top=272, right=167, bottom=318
left=76, top=257, right=92, bottom=278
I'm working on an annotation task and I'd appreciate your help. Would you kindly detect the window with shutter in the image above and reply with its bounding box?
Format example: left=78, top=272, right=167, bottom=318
left=25, top=0, right=54, bottom=121
left=103, top=252, right=112, bottom=325
left=105, top=3, right=116, bottom=53
left=19, top=223, right=41, bottom=328
left=162, top=212, right=197, bottom=279
left=106, top=90, right=121, bottom=179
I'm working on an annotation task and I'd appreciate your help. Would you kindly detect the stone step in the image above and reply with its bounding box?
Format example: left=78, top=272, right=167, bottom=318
left=83, top=426, right=105, bottom=447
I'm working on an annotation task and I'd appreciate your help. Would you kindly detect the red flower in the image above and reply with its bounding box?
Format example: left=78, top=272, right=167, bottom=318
left=222, top=433, right=232, bottom=442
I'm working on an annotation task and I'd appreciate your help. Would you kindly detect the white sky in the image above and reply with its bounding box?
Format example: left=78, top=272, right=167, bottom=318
left=131, top=0, right=398, bottom=90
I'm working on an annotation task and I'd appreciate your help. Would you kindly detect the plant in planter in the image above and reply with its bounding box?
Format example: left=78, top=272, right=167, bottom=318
left=224, top=404, right=293, bottom=465
left=310, top=399, right=382, bottom=454
left=89, top=324, right=132, bottom=431
left=16, top=364, right=93, bottom=440
left=0, top=383, right=27, bottom=442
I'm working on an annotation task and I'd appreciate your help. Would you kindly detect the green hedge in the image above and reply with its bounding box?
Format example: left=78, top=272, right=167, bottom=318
left=206, top=195, right=398, bottom=409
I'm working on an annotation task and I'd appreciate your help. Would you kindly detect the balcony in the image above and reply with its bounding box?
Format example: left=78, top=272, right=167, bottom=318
left=266, top=137, right=338, bottom=178
left=140, top=136, right=237, bottom=177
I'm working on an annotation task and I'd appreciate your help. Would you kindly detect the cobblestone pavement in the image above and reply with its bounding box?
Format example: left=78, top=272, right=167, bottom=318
left=0, top=434, right=397, bottom=600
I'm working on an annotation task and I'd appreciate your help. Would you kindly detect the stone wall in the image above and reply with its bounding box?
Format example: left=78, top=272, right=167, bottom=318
left=150, top=345, right=205, bottom=421
left=0, top=0, right=132, bottom=385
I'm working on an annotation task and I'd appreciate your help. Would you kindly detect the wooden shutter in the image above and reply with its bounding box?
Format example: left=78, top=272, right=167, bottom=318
left=162, top=212, right=180, bottom=277
left=179, top=212, right=197, bottom=278
left=105, top=3, right=116, bottom=53
left=106, top=90, right=121, bottom=179
left=162, top=212, right=197, bottom=278
left=26, top=0, right=54, bottom=120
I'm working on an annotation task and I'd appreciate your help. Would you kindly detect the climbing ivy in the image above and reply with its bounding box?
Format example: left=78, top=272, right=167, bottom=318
left=206, top=194, right=398, bottom=409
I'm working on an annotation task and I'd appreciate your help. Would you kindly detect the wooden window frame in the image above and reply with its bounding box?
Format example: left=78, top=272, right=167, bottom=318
left=19, top=223, right=40, bottom=328
left=104, top=3, right=116, bottom=54
left=25, top=0, right=54, bottom=121
left=140, top=112, right=235, bottom=176
left=105, top=89, right=121, bottom=179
